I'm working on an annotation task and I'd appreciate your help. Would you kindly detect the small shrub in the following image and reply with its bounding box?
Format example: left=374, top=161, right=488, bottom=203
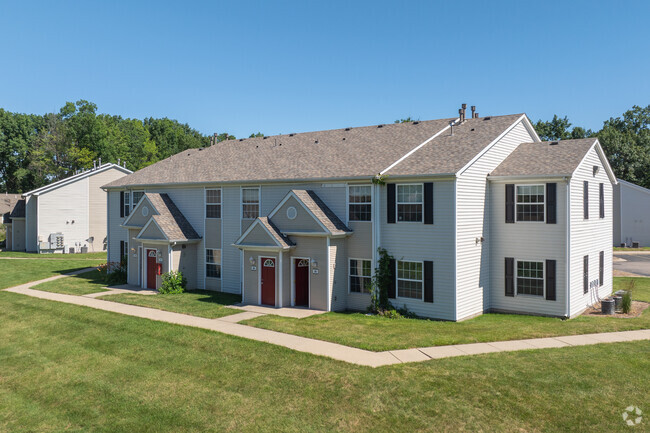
left=97, top=260, right=127, bottom=285
left=159, top=271, right=186, bottom=294
left=621, top=291, right=632, bottom=314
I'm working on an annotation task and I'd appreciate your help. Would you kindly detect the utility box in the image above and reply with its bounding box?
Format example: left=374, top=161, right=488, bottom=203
left=49, top=233, right=64, bottom=249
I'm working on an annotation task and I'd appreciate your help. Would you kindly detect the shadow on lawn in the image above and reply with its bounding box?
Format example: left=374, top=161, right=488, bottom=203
left=191, top=290, right=241, bottom=306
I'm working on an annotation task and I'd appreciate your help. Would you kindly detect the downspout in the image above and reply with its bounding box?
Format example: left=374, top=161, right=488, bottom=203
left=565, top=178, right=571, bottom=318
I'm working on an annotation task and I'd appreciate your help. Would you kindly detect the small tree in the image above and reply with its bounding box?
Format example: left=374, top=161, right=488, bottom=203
left=159, top=271, right=187, bottom=294
left=369, top=248, right=394, bottom=312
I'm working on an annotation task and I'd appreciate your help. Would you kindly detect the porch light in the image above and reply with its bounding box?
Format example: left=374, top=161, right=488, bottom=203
left=249, top=257, right=256, bottom=265
left=311, top=259, right=318, bottom=268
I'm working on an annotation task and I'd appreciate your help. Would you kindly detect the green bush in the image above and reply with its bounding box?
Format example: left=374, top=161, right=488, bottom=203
left=159, top=271, right=186, bottom=294
left=97, top=260, right=127, bottom=285
left=622, top=291, right=632, bottom=314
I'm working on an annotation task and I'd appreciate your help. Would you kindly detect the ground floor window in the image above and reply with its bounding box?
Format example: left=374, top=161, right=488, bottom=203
left=349, top=259, right=371, bottom=293
left=206, top=249, right=221, bottom=278
left=397, top=260, right=423, bottom=299
left=516, top=260, right=544, bottom=296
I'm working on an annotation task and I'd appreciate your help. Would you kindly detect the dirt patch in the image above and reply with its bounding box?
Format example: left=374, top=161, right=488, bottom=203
left=583, top=301, right=649, bottom=318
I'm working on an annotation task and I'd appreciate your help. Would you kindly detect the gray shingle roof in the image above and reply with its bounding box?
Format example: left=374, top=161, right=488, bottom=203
left=292, top=190, right=351, bottom=235
left=9, top=200, right=25, bottom=218
left=490, top=138, right=598, bottom=177
left=104, top=114, right=525, bottom=188
left=145, top=193, right=200, bottom=241
left=258, top=217, right=295, bottom=248
left=0, top=194, right=21, bottom=215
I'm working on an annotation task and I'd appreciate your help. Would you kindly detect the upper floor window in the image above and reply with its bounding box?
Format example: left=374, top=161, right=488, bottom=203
left=349, top=185, right=372, bottom=222
left=516, top=260, right=544, bottom=296
left=516, top=185, right=544, bottom=222
left=397, top=260, right=423, bottom=299
left=206, top=189, right=221, bottom=219
left=242, top=188, right=259, bottom=219
left=123, top=192, right=131, bottom=217
left=132, top=191, right=144, bottom=209
left=397, top=184, right=422, bottom=222
left=206, top=249, right=221, bottom=278
left=349, top=259, right=372, bottom=293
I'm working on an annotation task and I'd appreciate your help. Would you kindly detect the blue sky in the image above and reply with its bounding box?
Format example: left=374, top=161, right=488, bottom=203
left=1, top=0, right=648, bottom=137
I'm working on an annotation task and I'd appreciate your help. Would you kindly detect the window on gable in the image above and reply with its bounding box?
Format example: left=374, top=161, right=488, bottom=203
left=349, top=259, right=372, bottom=293
left=349, top=185, right=372, bottom=222
left=206, top=189, right=221, bottom=219
left=397, top=184, right=423, bottom=222
left=132, top=191, right=144, bottom=209
left=516, top=185, right=545, bottom=222
left=516, top=261, right=544, bottom=296
left=397, top=260, right=423, bottom=299
left=206, top=249, right=221, bottom=278
left=242, top=188, right=259, bottom=219
left=123, top=192, right=131, bottom=217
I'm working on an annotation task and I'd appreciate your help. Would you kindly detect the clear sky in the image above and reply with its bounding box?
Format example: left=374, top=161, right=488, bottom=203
left=1, top=0, right=648, bottom=138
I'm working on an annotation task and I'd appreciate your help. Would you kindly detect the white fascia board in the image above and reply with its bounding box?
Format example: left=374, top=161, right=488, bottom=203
left=234, top=218, right=283, bottom=248
left=521, top=114, right=541, bottom=142
left=231, top=244, right=289, bottom=252
left=572, top=140, right=617, bottom=185
left=617, top=178, right=650, bottom=195
left=488, top=175, right=571, bottom=183
left=24, top=164, right=132, bottom=197
left=267, top=191, right=331, bottom=234
left=122, top=195, right=158, bottom=227
left=456, top=114, right=527, bottom=177
left=136, top=218, right=170, bottom=242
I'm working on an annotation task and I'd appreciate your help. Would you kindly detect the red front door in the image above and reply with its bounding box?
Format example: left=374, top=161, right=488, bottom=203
left=261, top=257, right=276, bottom=306
left=147, top=249, right=157, bottom=290
left=294, top=259, right=309, bottom=306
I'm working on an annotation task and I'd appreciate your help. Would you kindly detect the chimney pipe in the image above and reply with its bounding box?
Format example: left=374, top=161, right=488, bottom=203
left=93, top=160, right=97, bottom=170
left=471, top=106, right=476, bottom=118
left=98, top=157, right=102, bottom=167
left=474, top=112, right=479, bottom=118
left=449, top=120, right=454, bottom=136
left=461, top=103, right=467, bottom=122
left=458, top=108, right=464, bottom=123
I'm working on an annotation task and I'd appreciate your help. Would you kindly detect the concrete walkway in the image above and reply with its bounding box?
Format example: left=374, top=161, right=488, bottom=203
left=3, top=271, right=650, bottom=367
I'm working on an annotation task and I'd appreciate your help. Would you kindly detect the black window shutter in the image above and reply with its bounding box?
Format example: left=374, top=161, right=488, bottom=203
left=424, top=182, right=434, bottom=225
left=583, top=255, right=589, bottom=294
left=505, top=184, right=515, bottom=223
left=599, top=183, right=605, bottom=218
left=583, top=181, right=589, bottom=219
left=120, top=191, right=124, bottom=218
left=545, top=259, right=556, bottom=301
left=546, top=183, right=557, bottom=224
left=388, top=258, right=396, bottom=298
left=120, top=241, right=125, bottom=260
left=424, top=261, right=433, bottom=302
left=387, top=184, right=396, bottom=224
left=505, top=257, right=514, bottom=296
left=599, top=251, right=604, bottom=286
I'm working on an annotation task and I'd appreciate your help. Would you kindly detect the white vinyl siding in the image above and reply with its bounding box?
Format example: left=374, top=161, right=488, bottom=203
left=613, top=180, right=650, bottom=247
left=457, top=120, right=537, bottom=320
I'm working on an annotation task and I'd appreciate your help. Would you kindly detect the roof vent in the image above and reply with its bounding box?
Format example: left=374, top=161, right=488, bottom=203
left=550, top=141, right=559, bottom=145
left=239, top=139, right=244, bottom=141
left=377, top=124, right=384, bottom=128
left=345, top=128, right=351, bottom=131
left=471, top=128, right=475, bottom=131
left=263, top=136, right=268, bottom=139
left=198, top=148, right=204, bottom=151
left=483, top=117, right=491, bottom=121
left=315, top=140, right=319, bottom=144
left=289, top=133, right=295, bottom=136
left=413, top=121, right=419, bottom=125
left=342, top=137, right=346, bottom=141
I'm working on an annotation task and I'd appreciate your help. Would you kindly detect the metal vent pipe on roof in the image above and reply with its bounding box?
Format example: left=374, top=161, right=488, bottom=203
left=471, top=106, right=476, bottom=118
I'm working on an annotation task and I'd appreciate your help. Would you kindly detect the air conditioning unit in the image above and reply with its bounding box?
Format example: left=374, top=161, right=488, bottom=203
left=49, top=233, right=64, bottom=249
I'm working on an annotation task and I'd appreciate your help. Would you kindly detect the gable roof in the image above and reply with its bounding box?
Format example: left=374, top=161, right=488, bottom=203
left=23, top=163, right=132, bottom=197
left=9, top=199, right=25, bottom=219
left=143, top=193, right=200, bottom=241
left=289, top=190, right=351, bottom=235
left=103, top=114, right=527, bottom=189
left=234, top=217, right=295, bottom=249
left=490, top=138, right=604, bottom=178
left=0, top=194, right=21, bottom=215
left=616, top=178, right=650, bottom=195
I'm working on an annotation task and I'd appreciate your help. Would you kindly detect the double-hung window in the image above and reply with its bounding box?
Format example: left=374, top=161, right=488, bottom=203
left=206, top=249, right=221, bottom=278
left=516, top=261, right=544, bottom=296
left=132, top=191, right=144, bottom=209
left=242, top=188, right=259, bottom=219
left=349, top=259, right=372, bottom=293
left=123, top=192, right=131, bottom=217
left=349, top=185, right=372, bottom=222
left=397, top=184, right=423, bottom=222
left=516, top=185, right=545, bottom=222
left=206, top=189, right=221, bottom=218
left=397, top=261, right=423, bottom=299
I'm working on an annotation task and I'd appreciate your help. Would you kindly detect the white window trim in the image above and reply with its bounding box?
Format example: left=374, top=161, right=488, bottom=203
left=123, top=191, right=131, bottom=217
left=241, top=187, right=260, bottom=219
left=515, top=259, right=545, bottom=297
left=131, top=190, right=145, bottom=211
left=515, top=184, right=546, bottom=223
left=348, top=258, right=372, bottom=295
left=396, top=183, right=424, bottom=223
left=396, top=259, right=424, bottom=301
left=347, top=184, right=373, bottom=223
left=206, top=248, right=222, bottom=279
left=205, top=187, right=222, bottom=219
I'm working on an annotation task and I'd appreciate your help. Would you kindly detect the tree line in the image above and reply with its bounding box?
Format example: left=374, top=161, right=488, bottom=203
left=1, top=101, right=648, bottom=193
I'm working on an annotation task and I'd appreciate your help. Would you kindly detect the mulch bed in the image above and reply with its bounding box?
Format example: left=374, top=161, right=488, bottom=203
left=583, top=301, right=649, bottom=318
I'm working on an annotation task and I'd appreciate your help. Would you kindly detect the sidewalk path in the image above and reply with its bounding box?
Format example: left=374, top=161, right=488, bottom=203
left=4, top=271, right=650, bottom=367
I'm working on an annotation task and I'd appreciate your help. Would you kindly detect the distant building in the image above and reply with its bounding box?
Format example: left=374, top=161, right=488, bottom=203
left=613, top=179, right=650, bottom=247
left=5, top=163, right=131, bottom=253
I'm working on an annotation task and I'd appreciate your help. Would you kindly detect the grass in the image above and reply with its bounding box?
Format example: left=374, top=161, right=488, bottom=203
left=0, top=251, right=107, bottom=259
left=614, top=246, right=650, bottom=251
left=31, top=270, right=110, bottom=295
left=0, top=258, right=103, bottom=290
left=0, top=291, right=648, bottom=432
left=242, top=277, right=650, bottom=351
left=98, top=290, right=242, bottom=319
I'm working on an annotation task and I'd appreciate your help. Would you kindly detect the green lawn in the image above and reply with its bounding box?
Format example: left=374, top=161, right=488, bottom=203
left=0, top=251, right=106, bottom=259
left=0, top=258, right=103, bottom=290
left=98, top=290, right=242, bottom=319
left=31, top=270, right=110, bottom=295
left=242, top=277, right=650, bottom=351
left=613, top=246, right=650, bottom=251
left=0, top=291, right=648, bottom=432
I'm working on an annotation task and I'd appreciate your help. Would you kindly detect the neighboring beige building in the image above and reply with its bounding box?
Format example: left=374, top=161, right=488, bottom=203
left=7, top=163, right=131, bottom=253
